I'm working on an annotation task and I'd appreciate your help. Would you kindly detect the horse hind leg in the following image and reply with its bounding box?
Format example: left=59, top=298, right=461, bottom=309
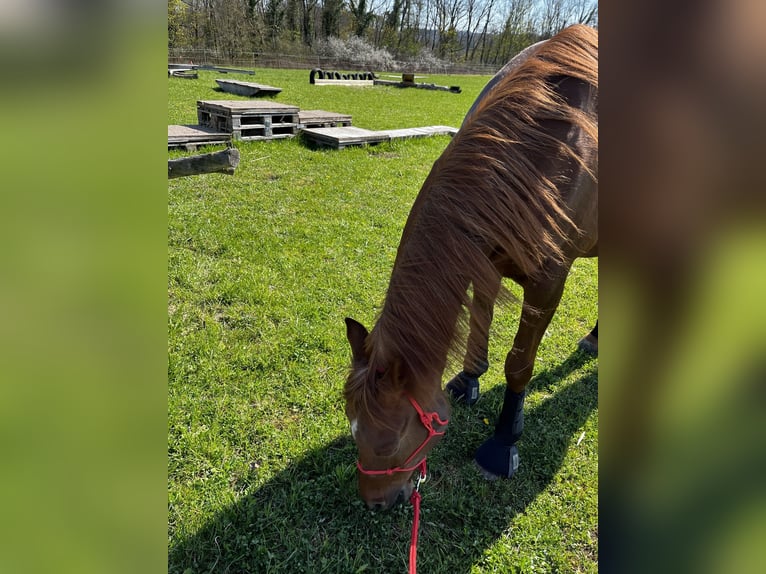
left=446, top=277, right=500, bottom=405
left=475, top=275, right=568, bottom=479
left=577, top=320, right=598, bottom=355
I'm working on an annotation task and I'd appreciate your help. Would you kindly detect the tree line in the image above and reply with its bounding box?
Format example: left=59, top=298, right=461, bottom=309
left=168, top=0, right=597, bottom=69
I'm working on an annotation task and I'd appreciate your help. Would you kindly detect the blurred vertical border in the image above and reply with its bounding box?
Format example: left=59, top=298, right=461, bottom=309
left=601, top=1, right=766, bottom=572
left=0, top=2, right=167, bottom=573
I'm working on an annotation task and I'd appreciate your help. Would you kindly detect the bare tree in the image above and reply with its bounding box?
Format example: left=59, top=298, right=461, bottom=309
left=570, top=0, right=597, bottom=26
left=539, top=0, right=597, bottom=38
left=463, top=0, right=493, bottom=60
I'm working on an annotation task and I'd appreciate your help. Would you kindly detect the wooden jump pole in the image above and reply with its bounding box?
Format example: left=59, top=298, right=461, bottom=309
left=168, top=148, right=240, bottom=179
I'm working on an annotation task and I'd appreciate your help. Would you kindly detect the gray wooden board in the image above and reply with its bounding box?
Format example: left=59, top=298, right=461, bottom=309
left=378, top=126, right=458, bottom=138
left=301, top=126, right=389, bottom=148
left=197, top=100, right=300, bottom=114
left=313, top=79, right=374, bottom=87
left=168, top=124, right=231, bottom=145
left=301, top=125, right=457, bottom=149
left=215, top=79, right=282, bottom=96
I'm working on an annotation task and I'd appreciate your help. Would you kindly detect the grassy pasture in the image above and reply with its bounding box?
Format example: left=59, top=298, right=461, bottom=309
left=168, top=68, right=598, bottom=573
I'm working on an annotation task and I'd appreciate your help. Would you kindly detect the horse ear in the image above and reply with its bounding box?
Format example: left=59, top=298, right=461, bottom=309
left=345, top=317, right=369, bottom=364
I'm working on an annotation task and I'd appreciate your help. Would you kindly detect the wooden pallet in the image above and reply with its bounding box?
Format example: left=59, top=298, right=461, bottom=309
left=197, top=100, right=300, bottom=141
left=298, top=110, right=353, bottom=129
left=301, top=125, right=457, bottom=149
left=215, top=79, right=282, bottom=97
left=168, top=124, right=231, bottom=151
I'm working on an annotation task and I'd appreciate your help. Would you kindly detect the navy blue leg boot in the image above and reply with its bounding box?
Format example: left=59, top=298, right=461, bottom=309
left=475, top=388, right=526, bottom=479
left=446, top=360, right=488, bottom=406
left=577, top=321, right=598, bottom=355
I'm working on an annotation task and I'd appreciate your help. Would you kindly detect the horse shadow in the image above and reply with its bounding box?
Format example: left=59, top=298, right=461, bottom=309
left=169, top=349, right=597, bottom=573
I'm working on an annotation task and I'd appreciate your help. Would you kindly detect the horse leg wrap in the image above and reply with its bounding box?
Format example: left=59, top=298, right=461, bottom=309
left=445, top=360, right=488, bottom=406
left=474, top=389, right=526, bottom=479
left=577, top=321, right=598, bottom=355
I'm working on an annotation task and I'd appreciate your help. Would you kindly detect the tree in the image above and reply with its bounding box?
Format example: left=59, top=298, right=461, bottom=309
left=168, top=0, right=189, bottom=49
left=349, top=0, right=376, bottom=37
left=302, top=0, right=320, bottom=46
left=263, top=0, right=286, bottom=49
left=321, top=0, right=344, bottom=38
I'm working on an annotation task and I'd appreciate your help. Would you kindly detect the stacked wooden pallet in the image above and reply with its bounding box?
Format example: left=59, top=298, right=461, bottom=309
left=169, top=104, right=354, bottom=149
left=197, top=100, right=300, bottom=141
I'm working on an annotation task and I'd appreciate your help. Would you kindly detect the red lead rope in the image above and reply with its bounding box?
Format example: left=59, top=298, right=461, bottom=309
left=356, top=395, right=447, bottom=574
left=408, top=461, right=425, bottom=574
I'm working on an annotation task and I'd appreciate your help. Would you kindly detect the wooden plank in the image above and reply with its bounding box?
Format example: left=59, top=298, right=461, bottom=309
left=215, top=79, right=282, bottom=97
left=373, top=79, right=461, bottom=93
left=197, top=100, right=299, bottom=115
left=168, top=148, right=240, bottom=179
left=379, top=126, right=458, bottom=140
left=313, top=79, right=374, bottom=87
left=168, top=124, right=231, bottom=149
left=301, top=126, right=389, bottom=149
left=197, top=65, right=254, bottom=75
left=301, top=125, right=458, bottom=149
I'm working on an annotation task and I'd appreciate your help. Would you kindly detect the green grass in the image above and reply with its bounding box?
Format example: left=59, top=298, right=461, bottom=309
left=168, top=68, right=598, bottom=573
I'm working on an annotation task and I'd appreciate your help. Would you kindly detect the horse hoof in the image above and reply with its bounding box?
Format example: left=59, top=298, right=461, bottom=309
left=577, top=334, right=598, bottom=356
left=474, top=437, right=519, bottom=479
left=445, top=372, right=480, bottom=405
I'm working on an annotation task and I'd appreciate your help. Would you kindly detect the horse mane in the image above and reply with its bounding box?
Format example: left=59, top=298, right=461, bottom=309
left=348, top=25, right=598, bottom=417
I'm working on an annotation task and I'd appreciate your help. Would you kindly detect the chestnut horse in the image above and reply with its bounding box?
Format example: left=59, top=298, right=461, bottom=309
left=344, top=25, right=598, bottom=509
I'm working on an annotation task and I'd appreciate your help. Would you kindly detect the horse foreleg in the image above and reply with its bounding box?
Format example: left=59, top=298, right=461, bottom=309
left=475, top=276, right=568, bottom=479
left=445, top=278, right=500, bottom=405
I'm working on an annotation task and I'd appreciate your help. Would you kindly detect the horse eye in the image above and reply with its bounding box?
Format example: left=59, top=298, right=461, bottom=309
left=372, top=439, right=399, bottom=457
left=371, top=428, right=401, bottom=457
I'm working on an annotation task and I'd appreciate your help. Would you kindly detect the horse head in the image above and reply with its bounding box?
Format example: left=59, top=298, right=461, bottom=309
left=343, top=317, right=449, bottom=510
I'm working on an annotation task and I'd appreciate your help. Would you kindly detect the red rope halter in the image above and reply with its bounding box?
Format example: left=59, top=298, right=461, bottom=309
left=356, top=394, right=449, bottom=574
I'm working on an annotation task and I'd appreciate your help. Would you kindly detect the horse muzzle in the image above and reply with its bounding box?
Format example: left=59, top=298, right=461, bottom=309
left=364, top=480, right=413, bottom=510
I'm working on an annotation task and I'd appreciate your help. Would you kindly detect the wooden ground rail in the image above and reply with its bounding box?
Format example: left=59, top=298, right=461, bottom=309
left=168, top=148, right=240, bottom=179
left=215, top=79, right=282, bottom=97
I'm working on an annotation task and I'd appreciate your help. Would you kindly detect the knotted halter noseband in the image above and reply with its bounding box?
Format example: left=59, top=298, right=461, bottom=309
left=355, top=393, right=449, bottom=574
left=355, top=393, right=449, bottom=478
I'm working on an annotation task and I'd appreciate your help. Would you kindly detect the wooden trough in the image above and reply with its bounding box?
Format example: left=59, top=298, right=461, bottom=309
left=215, top=79, right=282, bottom=97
